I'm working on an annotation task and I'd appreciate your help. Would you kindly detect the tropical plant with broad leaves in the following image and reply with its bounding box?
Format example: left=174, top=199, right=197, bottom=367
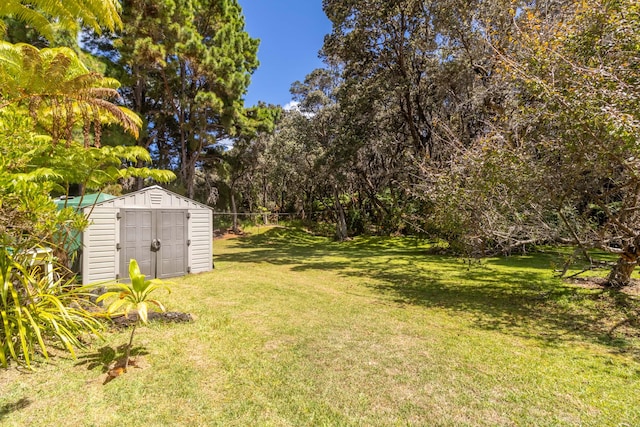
left=0, top=245, right=104, bottom=368
left=0, top=0, right=178, bottom=372
left=97, top=259, right=171, bottom=370
left=0, top=0, right=122, bottom=41
left=0, top=108, right=174, bottom=250
left=0, top=41, right=141, bottom=147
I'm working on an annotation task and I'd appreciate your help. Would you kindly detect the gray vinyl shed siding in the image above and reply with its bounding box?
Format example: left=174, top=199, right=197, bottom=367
left=80, top=186, right=213, bottom=285
left=81, top=208, right=119, bottom=284
left=189, top=209, right=213, bottom=273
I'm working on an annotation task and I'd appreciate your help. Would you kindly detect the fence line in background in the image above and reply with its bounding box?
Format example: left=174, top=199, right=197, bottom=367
left=212, top=212, right=336, bottom=231
left=212, top=212, right=297, bottom=230
left=212, top=213, right=296, bottom=216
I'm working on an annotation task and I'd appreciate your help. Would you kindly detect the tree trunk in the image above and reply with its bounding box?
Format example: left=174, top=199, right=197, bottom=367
left=124, top=323, right=137, bottom=371
left=262, top=172, right=268, bottom=209
left=334, top=187, right=348, bottom=241
left=184, top=165, right=195, bottom=199
left=306, top=190, right=313, bottom=221
left=606, top=252, right=638, bottom=288
left=230, top=191, right=239, bottom=234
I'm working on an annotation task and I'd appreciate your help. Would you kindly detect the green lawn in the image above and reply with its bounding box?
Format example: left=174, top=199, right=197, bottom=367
left=1, top=226, right=639, bottom=426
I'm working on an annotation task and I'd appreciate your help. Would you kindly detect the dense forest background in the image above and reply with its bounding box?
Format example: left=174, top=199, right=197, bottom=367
left=2, top=0, right=640, bottom=286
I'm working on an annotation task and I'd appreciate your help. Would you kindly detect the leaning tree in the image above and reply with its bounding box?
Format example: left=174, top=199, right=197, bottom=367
left=501, top=0, right=640, bottom=287
left=437, top=0, right=640, bottom=286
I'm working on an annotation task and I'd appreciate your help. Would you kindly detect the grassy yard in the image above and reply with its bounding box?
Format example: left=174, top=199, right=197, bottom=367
left=1, top=226, right=640, bottom=426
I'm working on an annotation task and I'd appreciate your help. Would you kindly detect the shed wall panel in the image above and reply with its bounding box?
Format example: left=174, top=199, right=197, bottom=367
left=82, top=208, right=118, bottom=285
left=189, top=209, right=212, bottom=273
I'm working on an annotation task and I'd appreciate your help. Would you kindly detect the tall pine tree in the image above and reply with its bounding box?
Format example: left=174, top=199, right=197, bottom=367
left=88, top=0, right=258, bottom=198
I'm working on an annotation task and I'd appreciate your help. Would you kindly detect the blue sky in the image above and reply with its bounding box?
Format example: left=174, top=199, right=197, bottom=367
left=240, top=0, right=332, bottom=108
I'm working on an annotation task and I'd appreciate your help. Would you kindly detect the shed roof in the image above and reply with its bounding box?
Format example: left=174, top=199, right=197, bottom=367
left=90, top=185, right=213, bottom=211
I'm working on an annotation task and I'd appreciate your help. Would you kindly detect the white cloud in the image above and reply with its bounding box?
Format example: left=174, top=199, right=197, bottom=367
left=283, top=100, right=300, bottom=111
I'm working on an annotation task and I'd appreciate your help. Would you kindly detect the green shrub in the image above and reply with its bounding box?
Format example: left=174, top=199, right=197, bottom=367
left=0, top=245, right=104, bottom=368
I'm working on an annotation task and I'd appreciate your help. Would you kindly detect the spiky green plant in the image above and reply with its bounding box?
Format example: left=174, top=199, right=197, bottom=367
left=0, top=245, right=104, bottom=368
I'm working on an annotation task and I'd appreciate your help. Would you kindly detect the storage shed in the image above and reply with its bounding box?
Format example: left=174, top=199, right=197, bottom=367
left=70, top=186, right=213, bottom=285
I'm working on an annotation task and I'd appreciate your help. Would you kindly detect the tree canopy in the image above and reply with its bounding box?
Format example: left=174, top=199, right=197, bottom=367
left=221, top=0, right=640, bottom=287
left=84, top=0, right=260, bottom=198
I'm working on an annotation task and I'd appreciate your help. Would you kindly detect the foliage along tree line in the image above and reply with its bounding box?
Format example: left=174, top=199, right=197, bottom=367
left=46, top=0, right=632, bottom=289
left=211, top=0, right=640, bottom=288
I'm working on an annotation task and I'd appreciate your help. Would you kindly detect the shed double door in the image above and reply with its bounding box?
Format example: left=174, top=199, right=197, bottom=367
left=120, top=209, right=188, bottom=279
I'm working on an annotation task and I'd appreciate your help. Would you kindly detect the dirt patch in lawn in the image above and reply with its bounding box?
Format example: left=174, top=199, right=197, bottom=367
left=213, top=228, right=246, bottom=240
left=110, top=311, right=194, bottom=328
left=567, top=276, right=640, bottom=296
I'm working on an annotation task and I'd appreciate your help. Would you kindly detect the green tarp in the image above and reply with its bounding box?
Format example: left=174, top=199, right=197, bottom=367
left=54, top=193, right=115, bottom=210
left=54, top=193, right=115, bottom=254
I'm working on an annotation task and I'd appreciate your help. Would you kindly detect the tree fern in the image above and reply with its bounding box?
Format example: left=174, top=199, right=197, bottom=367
left=0, top=0, right=121, bottom=41
left=0, top=41, right=140, bottom=146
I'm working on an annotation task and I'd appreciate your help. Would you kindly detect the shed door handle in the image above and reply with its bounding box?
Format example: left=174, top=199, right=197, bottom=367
left=151, top=239, right=161, bottom=251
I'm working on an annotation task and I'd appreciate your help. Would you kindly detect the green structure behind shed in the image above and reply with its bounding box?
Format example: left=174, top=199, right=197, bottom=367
left=54, top=193, right=116, bottom=257
left=54, top=193, right=116, bottom=210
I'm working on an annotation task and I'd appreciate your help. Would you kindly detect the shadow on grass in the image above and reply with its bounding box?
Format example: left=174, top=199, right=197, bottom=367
left=215, top=227, right=640, bottom=360
left=215, top=227, right=434, bottom=268
left=0, top=398, right=31, bottom=421
left=75, top=345, right=149, bottom=373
